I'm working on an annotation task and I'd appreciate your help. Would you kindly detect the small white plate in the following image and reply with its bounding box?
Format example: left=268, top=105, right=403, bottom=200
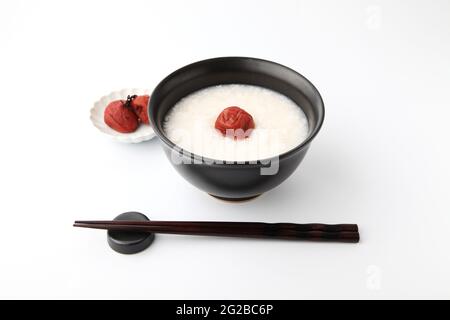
left=90, top=88, right=155, bottom=143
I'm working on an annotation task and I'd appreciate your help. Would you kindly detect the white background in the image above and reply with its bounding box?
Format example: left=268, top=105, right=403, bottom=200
left=0, top=0, right=449, bottom=299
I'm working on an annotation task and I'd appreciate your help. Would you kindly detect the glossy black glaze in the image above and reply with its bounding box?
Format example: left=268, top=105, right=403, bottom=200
left=149, top=57, right=324, bottom=200
left=107, top=212, right=154, bottom=254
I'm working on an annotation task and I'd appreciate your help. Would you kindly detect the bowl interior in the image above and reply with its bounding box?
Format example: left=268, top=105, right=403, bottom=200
left=149, top=57, right=324, bottom=156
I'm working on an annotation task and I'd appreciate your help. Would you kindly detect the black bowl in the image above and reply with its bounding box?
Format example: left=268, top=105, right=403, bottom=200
left=149, top=57, right=324, bottom=201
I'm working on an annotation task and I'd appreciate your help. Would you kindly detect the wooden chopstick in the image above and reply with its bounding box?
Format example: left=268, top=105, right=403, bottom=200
left=74, top=220, right=358, bottom=232
left=74, top=220, right=359, bottom=243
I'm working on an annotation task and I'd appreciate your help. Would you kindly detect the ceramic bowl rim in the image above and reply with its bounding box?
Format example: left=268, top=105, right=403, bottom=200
left=149, top=56, right=325, bottom=168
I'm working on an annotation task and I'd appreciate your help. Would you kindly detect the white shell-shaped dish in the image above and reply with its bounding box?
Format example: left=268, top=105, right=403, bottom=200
left=90, top=88, right=155, bottom=143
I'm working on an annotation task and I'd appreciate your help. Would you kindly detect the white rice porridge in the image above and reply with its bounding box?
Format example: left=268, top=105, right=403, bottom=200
left=163, top=84, right=309, bottom=161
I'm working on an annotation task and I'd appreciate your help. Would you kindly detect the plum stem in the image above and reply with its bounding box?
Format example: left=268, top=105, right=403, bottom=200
left=125, top=95, right=137, bottom=108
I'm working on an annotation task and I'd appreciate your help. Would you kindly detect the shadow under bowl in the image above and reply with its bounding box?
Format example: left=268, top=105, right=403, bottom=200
left=149, top=57, right=325, bottom=201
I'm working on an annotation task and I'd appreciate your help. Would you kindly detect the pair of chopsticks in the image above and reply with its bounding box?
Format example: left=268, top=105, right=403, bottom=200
left=74, top=220, right=359, bottom=243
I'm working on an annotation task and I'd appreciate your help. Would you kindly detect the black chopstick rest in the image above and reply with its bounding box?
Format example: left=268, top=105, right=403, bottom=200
left=107, top=212, right=155, bottom=254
